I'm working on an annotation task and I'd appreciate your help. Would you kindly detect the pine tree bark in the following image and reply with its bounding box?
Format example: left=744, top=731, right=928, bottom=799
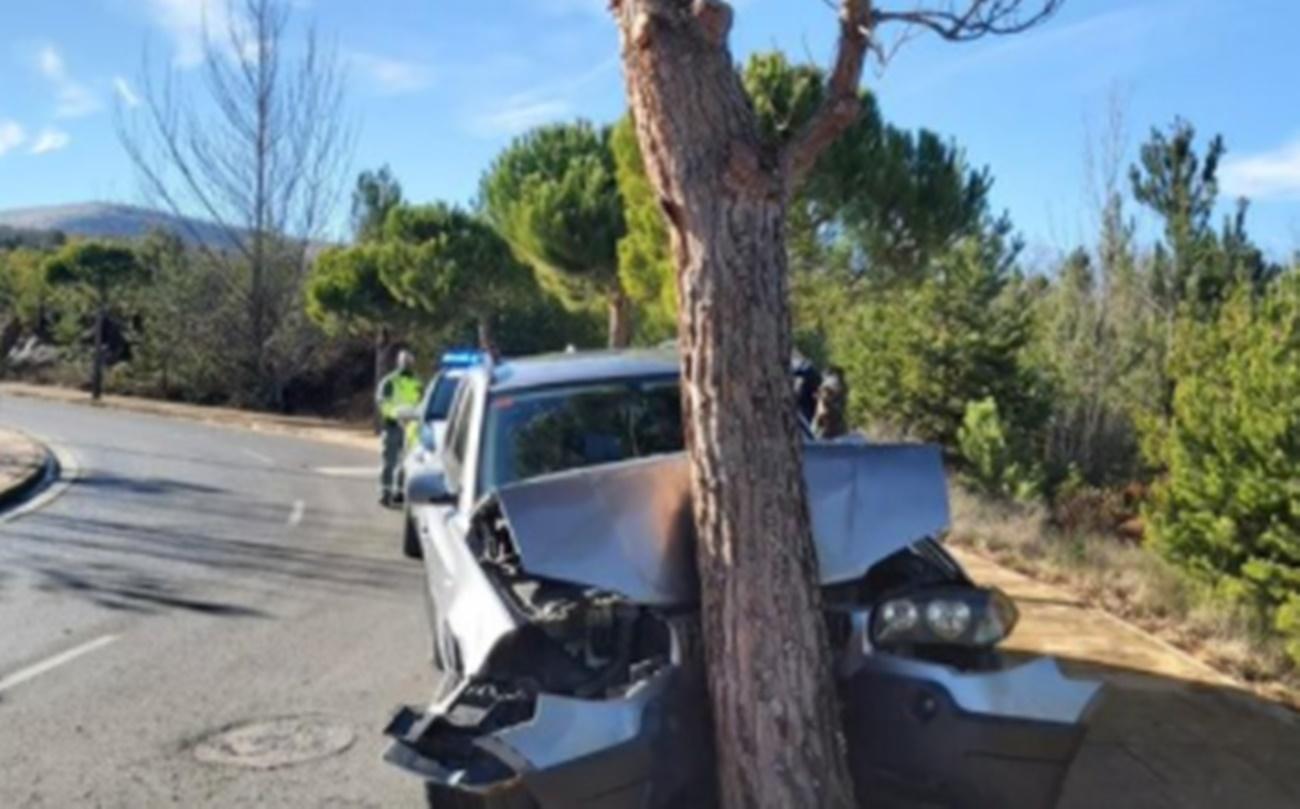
left=374, top=325, right=391, bottom=389
left=610, top=1, right=1058, bottom=803
left=607, top=286, right=634, bottom=348
left=612, top=2, right=858, bottom=807
left=91, top=297, right=107, bottom=401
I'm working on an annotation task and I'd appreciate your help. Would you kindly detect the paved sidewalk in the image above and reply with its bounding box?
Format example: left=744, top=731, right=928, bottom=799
left=0, top=426, right=47, bottom=504
left=952, top=547, right=1300, bottom=809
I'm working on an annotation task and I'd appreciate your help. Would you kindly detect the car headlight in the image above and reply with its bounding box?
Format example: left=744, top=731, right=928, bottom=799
left=874, top=598, right=920, bottom=643
left=871, top=587, right=1018, bottom=648
left=925, top=599, right=972, bottom=640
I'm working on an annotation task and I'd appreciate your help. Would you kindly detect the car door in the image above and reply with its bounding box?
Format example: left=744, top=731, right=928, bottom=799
left=417, top=374, right=515, bottom=686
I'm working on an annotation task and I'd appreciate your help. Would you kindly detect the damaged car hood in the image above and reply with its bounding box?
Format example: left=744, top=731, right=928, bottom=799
left=492, top=443, right=950, bottom=605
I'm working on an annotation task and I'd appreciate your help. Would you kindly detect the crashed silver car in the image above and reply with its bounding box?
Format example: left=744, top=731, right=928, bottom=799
left=386, top=350, right=1101, bottom=809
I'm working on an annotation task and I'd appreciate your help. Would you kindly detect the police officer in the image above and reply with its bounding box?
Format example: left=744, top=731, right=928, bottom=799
left=376, top=349, right=422, bottom=507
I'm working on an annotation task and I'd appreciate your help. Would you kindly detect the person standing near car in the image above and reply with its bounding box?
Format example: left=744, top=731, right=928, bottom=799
left=813, top=365, right=848, bottom=439
left=376, top=348, right=422, bottom=507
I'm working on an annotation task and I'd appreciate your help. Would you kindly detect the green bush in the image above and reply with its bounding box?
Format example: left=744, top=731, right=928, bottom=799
left=833, top=239, right=1050, bottom=447
left=1146, top=277, right=1300, bottom=666
left=1277, top=595, right=1300, bottom=669
left=957, top=397, right=1043, bottom=503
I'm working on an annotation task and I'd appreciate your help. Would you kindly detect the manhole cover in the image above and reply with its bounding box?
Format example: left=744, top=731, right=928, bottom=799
left=194, top=716, right=354, bottom=769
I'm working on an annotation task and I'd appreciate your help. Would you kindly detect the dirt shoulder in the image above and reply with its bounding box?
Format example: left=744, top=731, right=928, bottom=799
left=952, top=547, right=1238, bottom=688
left=0, top=427, right=49, bottom=506
left=952, top=546, right=1300, bottom=808
left=0, top=382, right=375, bottom=452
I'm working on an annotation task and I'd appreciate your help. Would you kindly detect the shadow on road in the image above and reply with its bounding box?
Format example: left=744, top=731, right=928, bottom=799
left=0, top=460, right=417, bottom=617
left=32, top=562, right=269, bottom=617
left=1053, top=655, right=1300, bottom=809
left=75, top=472, right=228, bottom=497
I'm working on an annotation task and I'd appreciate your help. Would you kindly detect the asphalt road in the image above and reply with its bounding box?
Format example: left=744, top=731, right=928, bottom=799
left=0, top=395, right=430, bottom=808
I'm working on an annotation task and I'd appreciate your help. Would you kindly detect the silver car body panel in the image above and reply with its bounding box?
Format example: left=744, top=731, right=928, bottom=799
left=493, top=443, right=950, bottom=604
left=418, top=504, right=521, bottom=673
left=475, top=669, right=673, bottom=772
left=854, top=650, right=1102, bottom=725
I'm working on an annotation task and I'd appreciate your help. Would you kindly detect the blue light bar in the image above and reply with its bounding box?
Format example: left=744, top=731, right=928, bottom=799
left=440, top=350, right=484, bottom=368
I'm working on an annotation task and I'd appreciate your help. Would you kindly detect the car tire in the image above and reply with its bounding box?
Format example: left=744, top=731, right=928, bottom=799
left=403, top=511, right=422, bottom=560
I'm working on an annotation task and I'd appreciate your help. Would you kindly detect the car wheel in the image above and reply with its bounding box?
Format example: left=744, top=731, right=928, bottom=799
left=403, top=511, right=422, bottom=559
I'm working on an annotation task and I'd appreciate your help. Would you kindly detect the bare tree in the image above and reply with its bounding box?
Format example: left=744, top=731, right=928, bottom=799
left=609, top=1, right=1061, bottom=806
left=118, top=0, right=352, bottom=408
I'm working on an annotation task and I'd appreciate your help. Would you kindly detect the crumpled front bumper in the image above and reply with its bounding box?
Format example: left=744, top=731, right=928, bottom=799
left=385, top=654, right=1099, bottom=809
left=384, top=667, right=709, bottom=809
left=842, top=654, right=1100, bottom=808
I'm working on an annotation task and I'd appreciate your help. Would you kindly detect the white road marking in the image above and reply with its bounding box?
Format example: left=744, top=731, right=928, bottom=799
left=241, top=448, right=274, bottom=465
left=288, top=499, right=305, bottom=526
left=0, top=634, right=119, bottom=695
left=312, top=466, right=375, bottom=478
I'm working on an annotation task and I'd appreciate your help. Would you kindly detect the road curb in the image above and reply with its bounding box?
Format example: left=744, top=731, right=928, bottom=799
left=0, top=429, right=55, bottom=513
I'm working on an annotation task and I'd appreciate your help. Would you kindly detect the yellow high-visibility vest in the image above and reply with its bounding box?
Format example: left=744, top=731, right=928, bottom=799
left=377, top=370, right=422, bottom=423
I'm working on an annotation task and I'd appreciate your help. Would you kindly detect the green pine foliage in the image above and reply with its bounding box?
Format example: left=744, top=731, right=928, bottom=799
left=958, top=397, right=1043, bottom=503
left=1146, top=276, right=1300, bottom=664
left=833, top=238, right=1050, bottom=447
left=479, top=121, right=626, bottom=322
left=610, top=115, right=676, bottom=342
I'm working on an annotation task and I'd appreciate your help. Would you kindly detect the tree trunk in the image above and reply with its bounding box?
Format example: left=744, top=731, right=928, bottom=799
left=607, top=285, right=634, bottom=348
left=91, top=301, right=106, bottom=401
left=374, top=325, right=390, bottom=388
left=477, top=315, right=494, bottom=353
left=612, top=3, right=856, bottom=808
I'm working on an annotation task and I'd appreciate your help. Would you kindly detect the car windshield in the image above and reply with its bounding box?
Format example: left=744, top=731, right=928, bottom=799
left=424, top=374, right=462, bottom=421
left=481, top=376, right=683, bottom=491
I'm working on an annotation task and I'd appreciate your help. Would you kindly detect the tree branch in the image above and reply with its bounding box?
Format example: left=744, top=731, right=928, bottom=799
left=872, top=0, right=1064, bottom=42
left=781, top=0, right=872, bottom=190
left=783, top=0, right=1061, bottom=192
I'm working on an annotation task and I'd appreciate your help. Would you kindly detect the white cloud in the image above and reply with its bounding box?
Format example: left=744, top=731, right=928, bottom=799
left=114, top=76, right=142, bottom=108
left=140, top=0, right=233, bottom=68
left=348, top=52, right=434, bottom=96
left=0, top=120, right=26, bottom=156
left=1221, top=137, right=1300, bottom=201
left=469, top=97, right=571, bottom=137
left=36, top=44, right=64, bottom=78
left=464, top=58, right=616, bottom=138
left=29, top=128, right=71, bottom=155
left=34, top=43, right=102, bottom=118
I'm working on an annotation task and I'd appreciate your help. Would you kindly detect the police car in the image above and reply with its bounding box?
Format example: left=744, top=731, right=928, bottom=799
left=398, top=350, right=483, bottom=557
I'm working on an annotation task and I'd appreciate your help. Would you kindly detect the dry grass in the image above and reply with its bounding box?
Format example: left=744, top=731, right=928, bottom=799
left=948, top=486, right=1300, bottom=701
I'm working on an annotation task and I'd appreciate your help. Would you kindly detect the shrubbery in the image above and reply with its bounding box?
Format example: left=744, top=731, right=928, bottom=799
left=957, top=397, right=1042, bottom=503
left=831, top=238, right=1050, bottom=447
left=1146, top=279, right=1300, bottom=665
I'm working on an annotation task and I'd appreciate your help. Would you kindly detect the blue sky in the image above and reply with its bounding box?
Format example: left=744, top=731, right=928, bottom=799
left=1, top=0, right=1298, bottom=259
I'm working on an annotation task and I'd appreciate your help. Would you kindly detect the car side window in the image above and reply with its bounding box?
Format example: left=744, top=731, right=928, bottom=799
left=442, top=382, right=474, bottom=489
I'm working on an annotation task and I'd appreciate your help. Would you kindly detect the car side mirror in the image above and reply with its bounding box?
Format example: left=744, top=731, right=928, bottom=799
left=407, top=468, right=455, bottom=505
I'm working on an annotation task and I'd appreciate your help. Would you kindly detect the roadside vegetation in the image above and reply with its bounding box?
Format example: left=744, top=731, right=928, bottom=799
left=1, top=2, right=1297, bottom=701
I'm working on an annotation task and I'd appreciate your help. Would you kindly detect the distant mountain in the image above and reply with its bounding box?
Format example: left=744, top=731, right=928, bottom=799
left=0, top=202, right=240, bottom=250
